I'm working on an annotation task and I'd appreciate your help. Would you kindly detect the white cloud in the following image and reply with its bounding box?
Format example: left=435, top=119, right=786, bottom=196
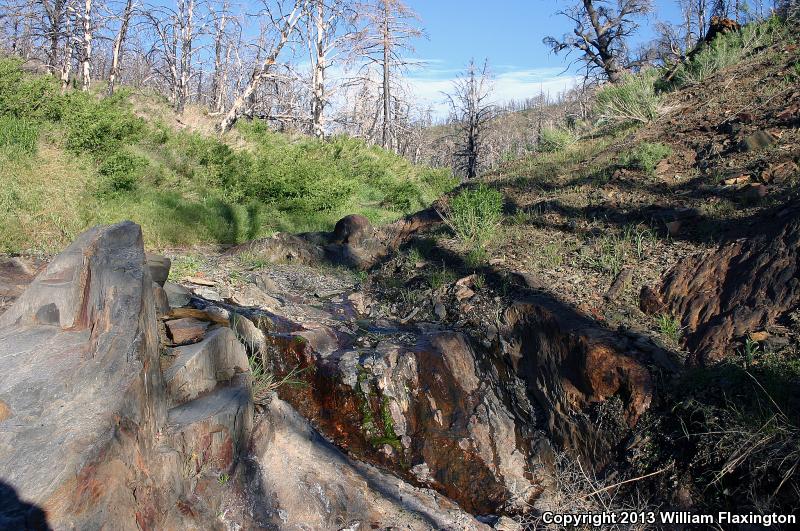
left=405, top=65, right=580, bottom=118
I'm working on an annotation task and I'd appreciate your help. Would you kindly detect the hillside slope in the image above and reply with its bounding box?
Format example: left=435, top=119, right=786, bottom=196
left=360, top=19, right=800, bottom=519
left=0, top=58, right=455, bottom=254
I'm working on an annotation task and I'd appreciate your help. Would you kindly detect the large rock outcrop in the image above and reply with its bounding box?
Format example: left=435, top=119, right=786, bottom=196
left=0, top=222, right=175, bottom=529
left=641, top=207, right=800, bottom=365
left=0, top=222, right=491, bottom=529
left=258, top=316, right=539, bottom=515
left=0, top=223, right=254, bottom=529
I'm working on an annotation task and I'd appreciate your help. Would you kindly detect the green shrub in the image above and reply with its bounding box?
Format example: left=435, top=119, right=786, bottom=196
left=97, top=151, right=148, bottom=196
left=0, top=116, right=39, bottom=154
left=383, top=181, right=424, bottom=210
left=596, top=71, right=662, bottom=124
left=0, top=58, right=62, bottom=121
left=538, top=127, right=576, bottom=153
left=619, top=142, right=673, bottom=176
left=62, top=91, right=144, bottom=156
left=444, top=184, right=504, bottom=251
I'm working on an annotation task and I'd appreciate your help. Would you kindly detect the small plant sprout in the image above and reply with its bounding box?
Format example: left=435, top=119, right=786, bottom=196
left=739, top=336, right=762, bottom=367
left=656, top=313, right=683, bottom=344
left=218, top=472, right=230, bottom=486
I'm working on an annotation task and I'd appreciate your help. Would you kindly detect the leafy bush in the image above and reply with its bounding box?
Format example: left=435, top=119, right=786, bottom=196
left=619, top=142, right=673, bottom=176
left=97, top=150, right=148, bottom=196
left=0, top=116, right=39, bottom=154
left=62, top=90, right=144, bottom=156
left=665, top=17, right=786, bottom=90
left=443, top=184, right=503, bottom=251
left=538, top=127, right=576, bottom=153
left=0, top=58, right=62, bottom=121
left=383, top=181, right=424, bottom=210
left=596, top=71, right=662, bottom=124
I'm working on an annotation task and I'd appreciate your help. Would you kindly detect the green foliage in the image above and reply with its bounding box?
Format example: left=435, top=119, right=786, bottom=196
left=96, top=150, right=148, bottom=196
left=656, top=313, right=682, bottom=343
left=0, top=59, right=456, bottom=252
left=596, top=71, right=662, bottom=124
left=444, top=184, right=504, bottom=251
left=61, top=90, right=144, bottom=156
left=618, top=142, right=673, bottom=176
left=665, top=17, right=786, bottom=90
left=538, top=127, right=576, bottom=153
left=0, top=58, right=62, bottom=121
left=0, top=116, right=39, bottom=155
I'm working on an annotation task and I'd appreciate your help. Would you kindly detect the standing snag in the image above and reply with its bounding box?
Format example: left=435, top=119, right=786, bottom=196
left=543, top=0, right=653, bottom=83
left=445, top=58, right=495, bottom=180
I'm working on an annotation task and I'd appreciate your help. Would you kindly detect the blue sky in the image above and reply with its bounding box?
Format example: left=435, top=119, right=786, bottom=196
left=402, top=0, right=684, bottom=113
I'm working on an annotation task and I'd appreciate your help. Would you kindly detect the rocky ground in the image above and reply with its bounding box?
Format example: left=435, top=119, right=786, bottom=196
left=1, top=27, right=799, bottom=531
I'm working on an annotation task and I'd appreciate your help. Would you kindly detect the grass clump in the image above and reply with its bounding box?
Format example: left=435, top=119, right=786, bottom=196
left=538, top=127, right=576, bottom=153
left=619, top=142, right=672, bottom=176
left=665, top=17, right=786, bottom=90
left=596, top=71, right=662, bottom=124
left=656, top=313, right=682, bottom=343
left=442, top=184, right=503, bottom=252
left=0, top=116, right=39, bottom=154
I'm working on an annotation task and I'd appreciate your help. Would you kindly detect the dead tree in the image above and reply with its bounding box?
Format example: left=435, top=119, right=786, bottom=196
left=59, top=0, right=76, bottom=91
left=175, top=0, right=195, bottom=113
left=544, top=0, right=652, bottom=83
left=355, top=0, right=422, bottom=150
left=445, top=58, right=494, bottom=179
left=303, top=0, right=358, bottom=138
left=218, top=0, right=306, bottom=133
left=107, top=0, right=134, bottom=95
left=80, top=0, right=91, bottom=90
left=209, top=0, right=238, bottom=113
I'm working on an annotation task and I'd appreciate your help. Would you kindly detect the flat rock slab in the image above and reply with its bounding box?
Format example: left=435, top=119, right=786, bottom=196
left=164, top=281, right=192, bottom=308
left=166, top=317, right=209, bottom=345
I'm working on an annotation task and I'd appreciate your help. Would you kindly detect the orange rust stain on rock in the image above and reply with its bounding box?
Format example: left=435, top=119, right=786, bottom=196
left=0, top=400, right=12, bottom=421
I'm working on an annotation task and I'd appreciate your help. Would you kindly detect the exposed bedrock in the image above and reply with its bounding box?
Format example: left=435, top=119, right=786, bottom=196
left=259, top=320, right=540, bottom=515
left=0, top=223, right=254, bottom=529
left=641, top=206, right=800, bottom=365
left=227, top=207, right=443, bottom=270
left=501, top=297, right=653, bottom=466
left=251, top=288, right=654, bottom=515
left=0, top=222, right=178, bottom=529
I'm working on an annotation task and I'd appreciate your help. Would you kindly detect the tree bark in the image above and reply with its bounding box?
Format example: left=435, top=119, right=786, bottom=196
left=310, top=0, right=326, bottom=138
left=60, top=11, right=74, bottom=93
left=108, top=0, right=134, bottom=96
left=81, top=0, right=92, bottom=91
left=176, top=0, right=195, bottom=114
left=381, top=0, right=391, bottom=150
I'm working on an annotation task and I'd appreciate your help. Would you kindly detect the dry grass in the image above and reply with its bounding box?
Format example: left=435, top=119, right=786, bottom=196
left=512, top=452, right=664, bottom=530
